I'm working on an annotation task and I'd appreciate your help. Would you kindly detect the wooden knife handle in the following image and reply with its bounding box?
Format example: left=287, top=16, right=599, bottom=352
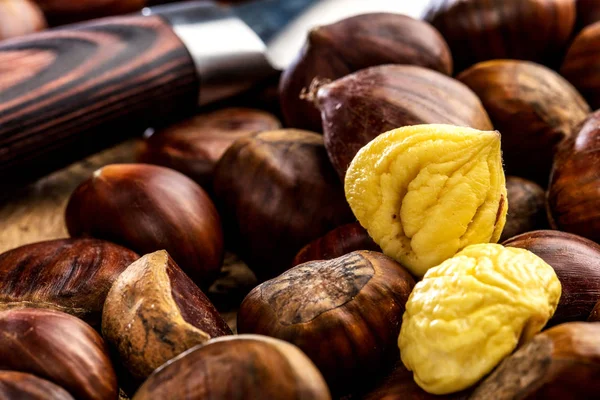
left=0, top=15, right=199, bottom=186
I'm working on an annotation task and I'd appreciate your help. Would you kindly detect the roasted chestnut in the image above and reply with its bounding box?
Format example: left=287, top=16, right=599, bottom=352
left=562, top=22, right=600, bottom=109
left=0, top=308, right=117, bottom=400
left=0, top=238, right=138, bottom=327
left=280, top=13, right=452, bottom=132
left=138, top=108, right=281, bottom=188
left=65, top=163, right=223, bottom=288
left=457, top=60, right=590, bottom=185
left=314, top=65, right=492, bottom=180
left=237, top=251, right=415, bottom=395
left=0, top=372, right=74, bottom=400
left=0, top=0, right=46, bottom=40
left=500, top=177, right=547, bottom=242
left=292, top=222, right=380, bottom=266
left=213, top=129, right=354, bottom=280
left=503, top=230, right=600, bottom=325
left=548, top=110, right=600, bottom=243
left=424, top=0, right=576, bottom=72
left=102, top=250, right=232, bottom=382
left=471, top=322, right=600, bottom=399
left=133, top=335, right=331, bottom=400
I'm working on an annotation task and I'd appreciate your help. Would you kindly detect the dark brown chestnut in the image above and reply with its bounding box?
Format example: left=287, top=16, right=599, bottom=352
left=213, top=129, right=354, bottom=280
left=292, top=222, right=380, bottom=267
left=0, top=372, right=74, bottom=400
left=0, top=0, right=46, bottom=41
left=588, top=300, right=600, bottom=321
left=237, top=251, right=415, bottom=395
left=562, top=22, right=600, bottom=109
left=503, top=230, right=600, bottom=325
left=424, top=0, right=576, bottom=72
left=500, top=177, right=547, bottom=242
left=101, top=250, right=232, bottom=382
left=280, top=13, right=453, bottom=132
left=471, top=322, right=600, bottom=399
left=65, top=163, right=223, bottom=288
left=138, top=108, right=281, bottom=188
left=0, top=238, right=138, bottom=326
left=133, top=335, right=331, bottom=400
left=0, top=308, right=117, bottom=400
left=548, top=110, right=600, bottom=243
left=314, top=65, right=493, bottom=180
left=577, top=0, right=600, bottom=31
left=457, top=60, right=590, bottom=185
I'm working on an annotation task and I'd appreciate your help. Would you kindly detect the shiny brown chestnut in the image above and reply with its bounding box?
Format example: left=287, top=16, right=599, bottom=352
left=0, top=372, right=74, bottom=400
left=65, top=163, right=223, bottom=288
left=458, top=60, right=589, bottom=185
left=471, top=322, right=600, bottom=399
left=280, top=13, right=452, bottom=132
left=562, top=22, right=600, bottom=109
left=500, top=177, right=547, bottom=242
left=503, top=230, right=600, bottom=325
left=0, top=308, right=117, bottom=400
left=102, top=250, right=232, bottom=382
left=577, top=0, right=600, bottom=30
left=548, top=110, right=600, bottom=243
left=0, top=238, right=138, bottom=327
left=292, top=222, right=380, bottom=266
left=138, top=108, right=281, bottom=188
left=0, top=0, right=46, bottom=40
left=314, top=65, right=493, bottom=180
left=424, top=0, right=576, bottom=72
left=213, top=129, right=354, bottom=280
left=237, top=251, right=415, bottom=395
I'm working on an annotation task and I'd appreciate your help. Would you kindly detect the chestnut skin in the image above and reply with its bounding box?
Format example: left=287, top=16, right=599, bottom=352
left=500, top=177, right=548, bottom=242
left=0, top=238, right=138, bottom=326
left=138, top=108, right=281, bottom=188
left=0, top=372, right=74, bottom=400
left=457, top=60, right=590, bottom=185
left=65, top=164, right=223, bottom=288
left=280, top=13, right=452, bottom=132
left=0, top=308, right=118, bottom=400
left=0, top=0, right=46, bottom=40
left=503, top=230, right=600, bottom=326
left=425, top=0, right=576, bottom=72
left=237, top=251, right=415, bottom=395
left=548, top=110, right=600, bottom=243
left=133, top=335, right=331, bottom=400
left=213, top=129, right=354, bottom=280
left=562, top=22, right=600, bottom=109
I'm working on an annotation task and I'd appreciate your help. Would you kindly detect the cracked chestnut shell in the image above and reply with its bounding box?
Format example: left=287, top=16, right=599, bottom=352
left=133, top=335, right=331, bottom=400
left=548, top=110, right=600, bottom=243
left=458, top=60, right=590, bottom=185
left=471, top=322, right=600, bottom=399
left=138, top=108, right=281, bottom=188
left=562, top=22, right=600, bottom=109
left=315, top=65, right=492, bottom=180
left=280, top=13, right=452, bottom=132
left=0, top=372, right=74, bottom=400
left=66, top=163, right=223, bottom=288
left=102, top=250, right=232, bottom=382
left=0, top=0, right=46, bottom=40
left=500, top=177, right=547, bottom=242
left=503, top=230, right=600, bottom=325
left=0, top=308, right=117, bottom=400
left=237, top=251, right=415, bottom=394
left=213, top=129, right=354, bottom=280
left=425, top=0, right=576, bottom=72
left=0, top=238, right=138, bottom=327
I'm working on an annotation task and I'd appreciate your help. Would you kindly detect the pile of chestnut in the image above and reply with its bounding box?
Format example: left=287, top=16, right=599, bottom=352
left=3, top=0, right=600, bottom=399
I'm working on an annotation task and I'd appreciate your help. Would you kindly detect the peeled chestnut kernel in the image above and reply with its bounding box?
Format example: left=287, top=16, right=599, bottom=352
left=471, top=322, right=600, bottom=399
left=425, top=0, right=576, bottom=72
left=314, top=65, right=492, bottom=180
left=237, top=251, right=415, bottom=394
left=133, top=335, right=331, bottom=400
left=577, top=0, right=600, bottom=30
left=138, top=108, right=281, bottom=187
left=66, top=163, right=223, bottom=288
left=0, top=238, right=138, bottom=327
left=500, top=177, right=547, bottom=242
left=0, top=308, right=117, bottom=400
left=213, top=130, right=354, bottom=280
left=458, top=60, right=590, bottom=185
left=548, top=110, right=600, bottom=243
left=503, top=230, right=600, bottom=325
left=0, top=372, right=74, bottom=400
left=562, top=22, right=600, bottom=109
left=0, top=0, right=47, bottom=41
left=280, top=13, right=452, bottom=132
left=102, top=250, right=232, bottom=382
left=292, top=222, right=380, bottom=266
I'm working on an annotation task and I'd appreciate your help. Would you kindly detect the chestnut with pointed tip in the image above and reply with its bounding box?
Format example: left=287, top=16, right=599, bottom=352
left=0, top=372, right=74, bottom=400
left=237, top=251, right=415, bottom=395
left=0, top=0, right=46, bottom=40
left=133, top=335, right=332, bottom=400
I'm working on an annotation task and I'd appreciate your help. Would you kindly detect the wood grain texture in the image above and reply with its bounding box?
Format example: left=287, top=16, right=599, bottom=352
left=0, top=15, right=199, bottom=186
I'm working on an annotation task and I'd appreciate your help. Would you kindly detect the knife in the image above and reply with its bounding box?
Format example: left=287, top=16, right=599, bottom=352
left=0, top=0, right=428, bottom=186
